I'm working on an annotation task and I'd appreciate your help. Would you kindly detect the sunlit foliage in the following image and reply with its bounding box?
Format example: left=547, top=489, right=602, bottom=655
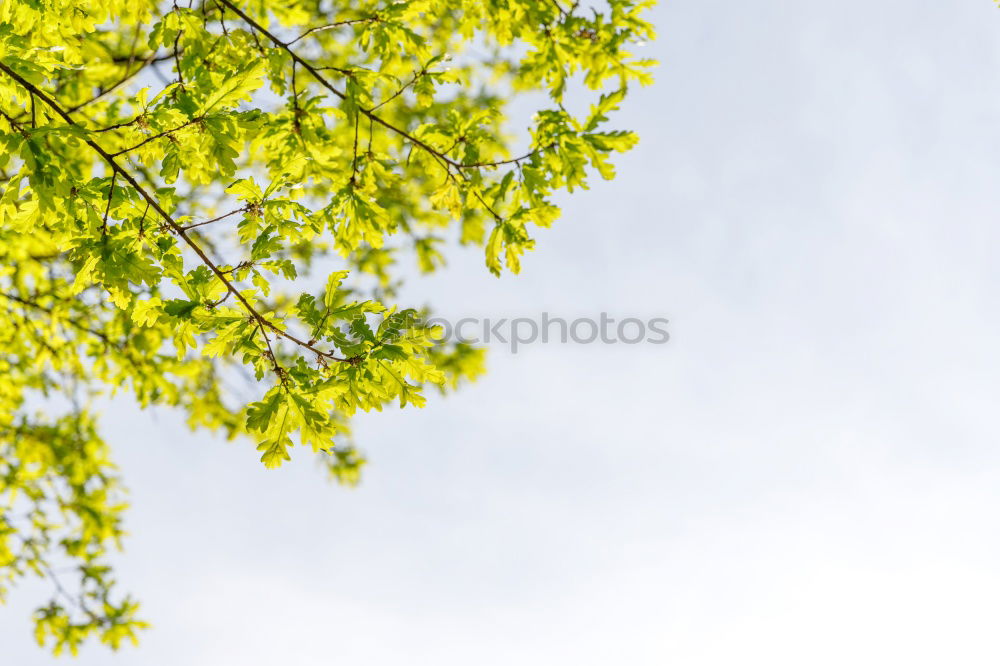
left=0, top=0, right=654, bottom=653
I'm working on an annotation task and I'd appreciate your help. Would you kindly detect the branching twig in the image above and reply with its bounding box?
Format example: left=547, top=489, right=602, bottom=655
left=102, top=172, right=116, bottom=233
left=109, top=116, right=203, bottom=157
left=180, top=206, right=246, bottom=231
left=214, top=0, right=543, bottom=173
left=0, top=62, right=349, bottom=364
left=369, top=69, right=422, bottom=112
left=287, top=16, right=380, bottom=45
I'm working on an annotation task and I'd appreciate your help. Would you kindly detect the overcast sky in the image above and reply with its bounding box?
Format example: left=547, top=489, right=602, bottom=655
left=6, top=1, right=1000, bottom=664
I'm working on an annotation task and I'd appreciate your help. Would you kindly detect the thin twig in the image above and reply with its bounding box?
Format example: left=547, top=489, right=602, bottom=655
left=109, top=116, right=202, bottom=157
left=215, top=0, right=539, bottom=173
left=180, top=206, right=246, bottom=231
left=369, top=69, right=422, bottom=112
left=287, top=17, right=380, bottom=45
left=102, top=172, right=116, bottom=233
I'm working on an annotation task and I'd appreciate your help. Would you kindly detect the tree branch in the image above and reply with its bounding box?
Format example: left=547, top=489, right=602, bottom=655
left=180, top=206, right=247, bottom=231
left=2, top=292, right=115, bottom=347
left=214, top=0, right=542, bottom=173
left=0, top=61, right=348, bottom=365
left=288, top=16, right=380, bottom=45
left=109, top=116, right=203, bottom=157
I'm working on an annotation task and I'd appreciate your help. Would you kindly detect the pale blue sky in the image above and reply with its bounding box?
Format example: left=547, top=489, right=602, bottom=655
left=6, top=1, right=1000, bottom=663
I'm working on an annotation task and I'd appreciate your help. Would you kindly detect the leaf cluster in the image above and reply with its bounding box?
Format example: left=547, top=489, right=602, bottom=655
left=0, top=0, right=654, bottom=652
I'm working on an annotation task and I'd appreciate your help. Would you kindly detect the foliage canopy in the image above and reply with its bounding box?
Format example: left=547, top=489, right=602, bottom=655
left=0, top=0, right=654, bottom=654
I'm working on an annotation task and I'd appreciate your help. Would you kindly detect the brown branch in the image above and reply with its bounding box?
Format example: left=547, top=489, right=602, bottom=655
left=0, top=61, right=348, bottom=364
left=287, top=16, right=380, bottom=45
left=109, top=116, right=202, bottom=157
left=453, top=146, right=549, bottom=170
left=215, top=0, right=533, bottom=173
left=172, top=30, right=185, bottom=85
left=109, top=52, right=176, bottom=65
left=548, top=0, right=569, bottom=18
left=290, top=61, right=303, bottom=138
left=369, top=69, right=422, bottom=112
left=0, top=107, right=28, bottom=136
left=256, top=321, right=287, bottom=384
left=94, top=118, right=141, bottom=133
left=180, top=206, right=246, bottom=231
left=102, top=172, right=116, bottom=233
left=212, top=0, right=545, bottom=227
left=350, top=110, right=360, bottom=184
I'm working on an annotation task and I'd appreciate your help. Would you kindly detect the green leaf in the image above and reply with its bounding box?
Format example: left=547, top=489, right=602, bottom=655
left=197, top=59, right=268, bottom=115
left=246, top=387, right=284, bottom=432
left=323, top=270, right=350, bottom=310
